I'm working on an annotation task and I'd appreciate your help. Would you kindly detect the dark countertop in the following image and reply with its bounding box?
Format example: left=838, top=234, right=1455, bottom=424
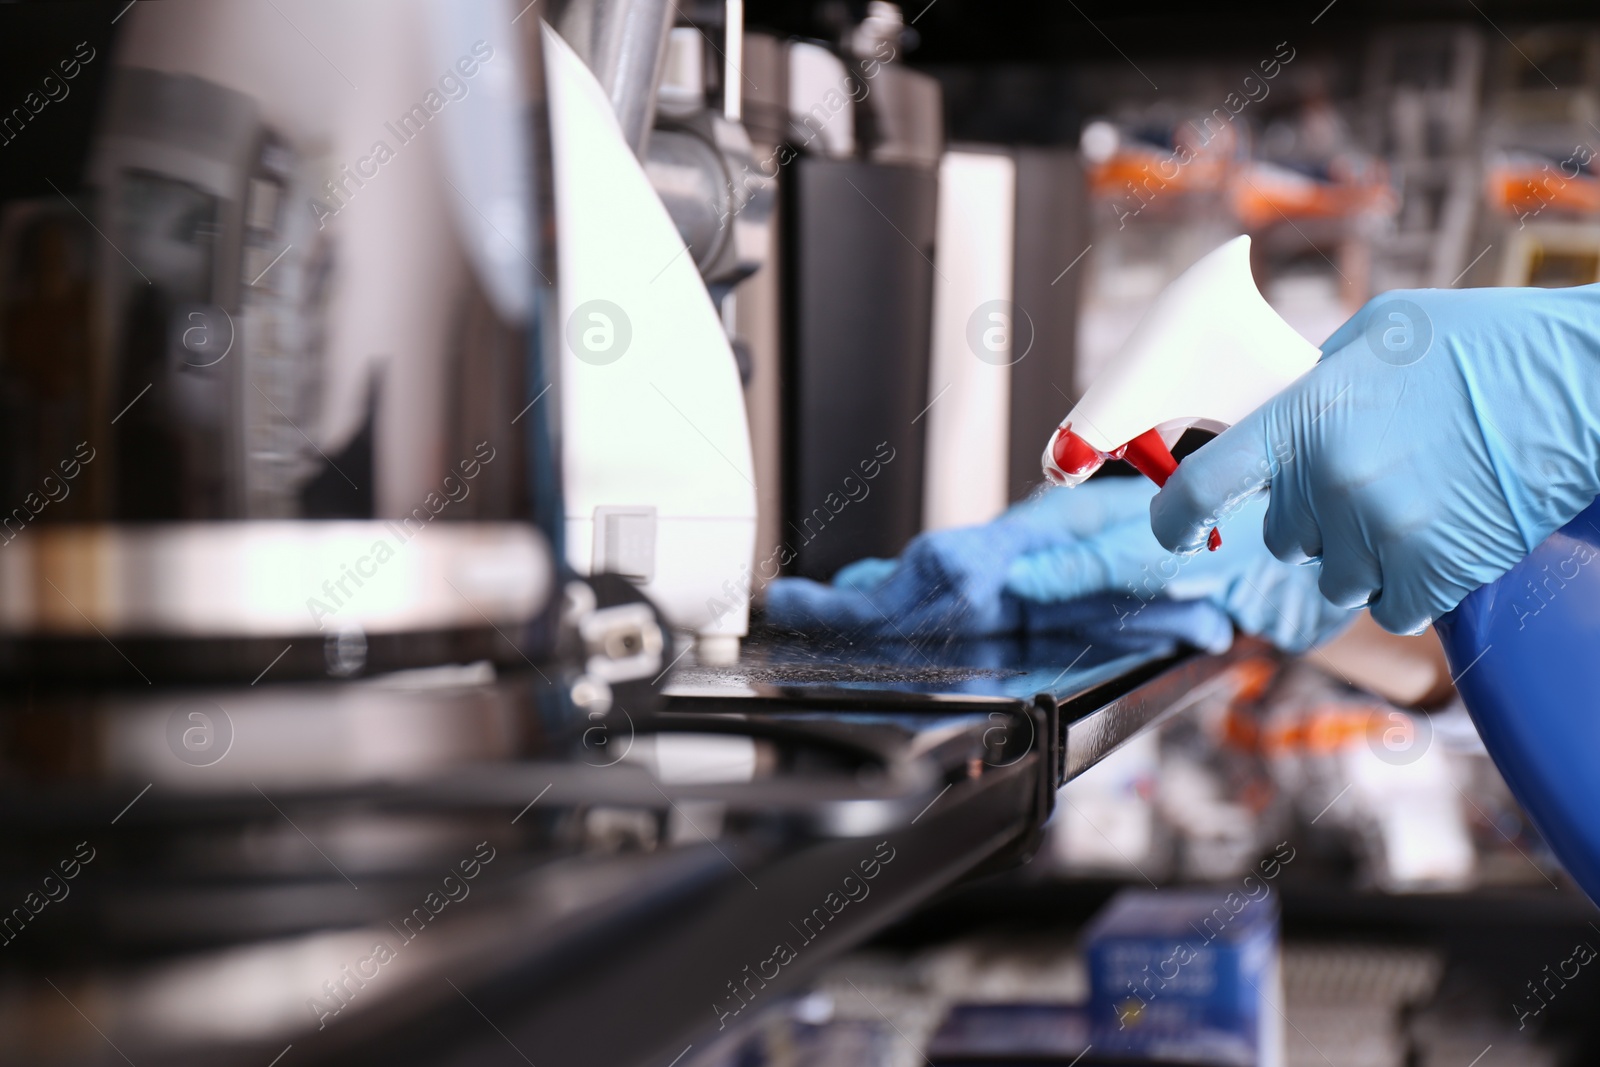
left=0, top=630, right=1256, bottom=1067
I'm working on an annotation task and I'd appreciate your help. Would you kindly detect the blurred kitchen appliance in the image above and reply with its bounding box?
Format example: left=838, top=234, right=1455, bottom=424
left=648, top=22, right=774, bottom=296
left=1500, top=221, right=1600, bottom=286
left=0, top=0, right=567, bottom=683
left=554, top=0, right=775, bottom=295
left=764, top=4, right=943, bottom=580
left=0, top=7, right=1266, bottom=1067
left=0, top=620, right=1227, bottom=1066
left=1470, top=28, right=1600, bottom=303
left=728, top=29, right=791, bottom=587
left=545, top=6, right=758, bottom=660
left=922, top=145, right=1087, bottom=531
left=551, top=0, right=675, bottom=158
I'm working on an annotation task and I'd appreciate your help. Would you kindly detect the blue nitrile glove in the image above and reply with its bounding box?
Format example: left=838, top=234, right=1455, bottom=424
left=1149, top=285, right=1600, bottom=635
left=764, top=477, right=1352, bottom=652
left=1004, top=479, right=1353, bottom=652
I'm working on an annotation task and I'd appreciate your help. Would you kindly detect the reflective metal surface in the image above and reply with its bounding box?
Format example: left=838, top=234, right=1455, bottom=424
left=550, top=0, right=674, bottom=156
left=667, top=627, right=1270, bottom=788
left=0, top=643, right=1029, bottom=1066
left=666, top=626, right=1180, bottom=704
left=645, top=114, right=773, bottom=287
left=0, top=0, right=565, bottom=678
left=0, top=521, right=546, bottom=635
left=1060, top=638, right=1265, bottom=781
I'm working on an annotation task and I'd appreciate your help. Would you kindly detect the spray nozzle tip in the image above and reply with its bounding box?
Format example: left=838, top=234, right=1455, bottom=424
left=1045, top=425, right=1107, bottom=487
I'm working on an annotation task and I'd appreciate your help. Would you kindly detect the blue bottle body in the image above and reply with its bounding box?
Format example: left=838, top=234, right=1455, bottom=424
left=1435, top=497, right=1600, bottom=903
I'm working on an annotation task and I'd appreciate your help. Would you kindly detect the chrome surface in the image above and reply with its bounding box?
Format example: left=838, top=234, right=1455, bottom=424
left=644, top=125, right=730, bottom=261
left=550, top=0, right=674, bottom=157
left=640, top=14, right=773, bottom=287
left=0, top=522, right=548, bottom=635
left=0, top=0, right=565, bottom=674
left=578, top=600, right=664, bottom=682
left=1061, top=641, right=1257, bottom=781
left=645, top=111, right=773, bottom=287
left=866, top=62, right=945, bottom=169
left=664, top=628, right=1179, bottom=705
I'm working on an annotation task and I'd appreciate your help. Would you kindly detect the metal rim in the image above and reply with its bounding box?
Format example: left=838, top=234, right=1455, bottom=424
left=0, top=522, right=551, bottom=638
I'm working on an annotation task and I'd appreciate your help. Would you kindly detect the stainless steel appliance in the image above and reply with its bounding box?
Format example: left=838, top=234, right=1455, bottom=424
left=0, top=0, right=566, bottom=684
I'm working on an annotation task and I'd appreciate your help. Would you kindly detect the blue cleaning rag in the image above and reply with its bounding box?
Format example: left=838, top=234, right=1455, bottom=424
left=765, top=477, right=1353, bottom=654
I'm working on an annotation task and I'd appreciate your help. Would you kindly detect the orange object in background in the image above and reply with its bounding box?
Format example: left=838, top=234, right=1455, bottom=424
left=1229, top=159, right=1398, bottom=228
left=1087, top=143, right=1231, bottom=200
left=1485, top=154, right=1600, bottom=218
left=1216, top=656, right=1283, bottom=749
left=1260, top=704, right=1375, bottom=756
left=1224, top=699, right=1377, bottom=757
left=1087, top=128, right=1397, bottom=230
left=1085, top=121, right=1237, bottom=204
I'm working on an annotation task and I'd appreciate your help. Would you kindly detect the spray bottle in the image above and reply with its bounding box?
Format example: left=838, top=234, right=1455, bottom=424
left=1047, top=234, right=1600, bottom=906
left=1041, top=236, right=1320, bottom=549
left=1431, top=505, right=1600, bottom=902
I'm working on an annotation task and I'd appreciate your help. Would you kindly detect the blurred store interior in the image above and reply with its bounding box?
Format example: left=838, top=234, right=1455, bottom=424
left=2, top=0, right=1600, bottom=1065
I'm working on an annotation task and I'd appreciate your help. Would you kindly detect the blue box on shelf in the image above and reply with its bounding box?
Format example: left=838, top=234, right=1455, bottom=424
left=1085, top=888, right=1283, bottom=1067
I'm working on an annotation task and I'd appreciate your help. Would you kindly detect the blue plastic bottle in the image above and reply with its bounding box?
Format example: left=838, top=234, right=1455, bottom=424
left=1435, top=496, right=1600, bottom=903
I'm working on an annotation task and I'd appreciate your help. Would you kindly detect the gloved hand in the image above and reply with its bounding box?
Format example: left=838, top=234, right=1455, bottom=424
left=767, top=481, right=1138, bottom=641
left=1149, top=285, right=1600, bottom=635
left=764, top=476, right=1354, bottom=652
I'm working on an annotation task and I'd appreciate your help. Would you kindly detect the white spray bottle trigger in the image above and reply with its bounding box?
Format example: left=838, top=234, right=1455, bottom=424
left=1040, top=235, right=1320, bottom=548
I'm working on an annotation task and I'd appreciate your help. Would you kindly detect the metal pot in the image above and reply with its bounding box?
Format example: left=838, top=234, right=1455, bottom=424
left=0, top=0, right=565, bottom=682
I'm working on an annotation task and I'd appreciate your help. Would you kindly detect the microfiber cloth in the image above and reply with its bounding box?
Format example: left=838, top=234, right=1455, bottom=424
left=763, top=477, right=1354, bottom=655
left=764, top=567, right=1235, bottom=654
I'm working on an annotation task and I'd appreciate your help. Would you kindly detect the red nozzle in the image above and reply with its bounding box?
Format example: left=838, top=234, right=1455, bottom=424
left=1051, top=425, right=1104, bottom=478
left=1124, top=428, right=1222, bottom=551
